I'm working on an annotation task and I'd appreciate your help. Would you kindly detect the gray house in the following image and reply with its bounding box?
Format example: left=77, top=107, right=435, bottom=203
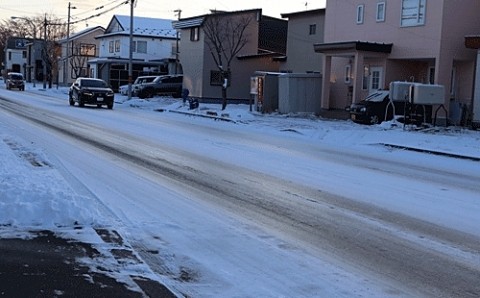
left=173, top=9, right=287, bottom=101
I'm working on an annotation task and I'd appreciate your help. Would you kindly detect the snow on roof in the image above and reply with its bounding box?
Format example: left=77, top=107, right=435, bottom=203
left=58, top=26, right=105, bottom=43
left=103, top=15, right=177, bottom=39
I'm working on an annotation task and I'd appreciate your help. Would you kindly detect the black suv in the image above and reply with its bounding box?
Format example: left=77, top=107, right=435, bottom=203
left=69, top=78, right=115, bottom=109
left=137, top=75, right=183, bottom=99
left=6, top=72, right=25, bottom=91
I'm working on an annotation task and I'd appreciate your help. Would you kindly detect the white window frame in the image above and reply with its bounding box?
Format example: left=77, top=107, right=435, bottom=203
left=369, top=66, right=384, bottom=93
left=401, top=0, right=426, bottom=27
left=376, top=2, right=386, bottom=22
left=450, top=66, right=456, bottom=97
left=356, top=5, right=365, bottom=24
left=345, top=64, right=352, bottom=84
left=114, top=40, right=120, bottom=52
left=133, top=40, right=147, bottom=54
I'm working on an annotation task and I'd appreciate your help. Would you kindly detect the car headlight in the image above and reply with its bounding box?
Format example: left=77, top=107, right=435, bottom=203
left=82, top=91, right=94, bottom=96
left=360, top=107, right=367, bottom=112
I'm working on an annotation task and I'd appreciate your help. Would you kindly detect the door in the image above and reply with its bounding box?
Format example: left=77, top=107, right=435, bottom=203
left=369, top=67, right=384, bottom=93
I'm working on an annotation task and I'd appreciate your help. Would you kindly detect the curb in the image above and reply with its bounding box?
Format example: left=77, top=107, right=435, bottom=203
left=381, top=143, right=480, bottom=162
left=164, top=109, right=237, bottom=123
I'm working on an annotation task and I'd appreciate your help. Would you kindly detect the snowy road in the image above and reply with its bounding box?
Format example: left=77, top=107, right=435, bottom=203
left=1, top=90, right=479, bottom=297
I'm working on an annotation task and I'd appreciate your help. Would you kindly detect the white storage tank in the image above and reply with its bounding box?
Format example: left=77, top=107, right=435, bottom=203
left=410, top=83, right=445, bottom=105
left=389, top=81, right=412, bottom=101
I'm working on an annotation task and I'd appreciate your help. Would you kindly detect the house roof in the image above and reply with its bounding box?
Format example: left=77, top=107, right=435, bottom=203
left=314, top=41, right=393, bottom=54
left=58, top=26, right=105, bottom=43
left=99, top=15, right=177, bottom=39
left=281, top=8, right=325, bottom=19
left=172, top=9, right=262, bottom=29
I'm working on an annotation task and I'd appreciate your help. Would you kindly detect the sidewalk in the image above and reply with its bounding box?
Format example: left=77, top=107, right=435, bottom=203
left=0, top=229, right=176, bottom=297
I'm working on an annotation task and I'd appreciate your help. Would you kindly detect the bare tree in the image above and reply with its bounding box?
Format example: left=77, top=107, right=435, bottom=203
left=40, top=14, right=68, bottom=87
left=203, top=12, right=252, bottom=110
left=69, top=41, right=95, bottom=79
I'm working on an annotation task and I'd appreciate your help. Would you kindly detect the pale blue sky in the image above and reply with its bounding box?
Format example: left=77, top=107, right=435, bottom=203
left=1, top=0, right=326, bottom=29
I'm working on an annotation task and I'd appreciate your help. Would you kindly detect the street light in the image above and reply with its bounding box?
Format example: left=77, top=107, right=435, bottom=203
left=11, top=16, right=37, bottom=87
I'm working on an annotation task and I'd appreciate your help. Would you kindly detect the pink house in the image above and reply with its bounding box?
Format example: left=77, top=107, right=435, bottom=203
left=315, top=0, right=480, bottom=123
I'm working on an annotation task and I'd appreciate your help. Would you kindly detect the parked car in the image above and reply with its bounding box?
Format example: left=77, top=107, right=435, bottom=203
left=349, top=91, right=394, bottom=124
left=137, top=75, right=183, bottom=99
left=118, top=75, right=158, bottom=96
left=69, top=78, right=114, bottom=109
left=5, top=72, right=25, bottom=91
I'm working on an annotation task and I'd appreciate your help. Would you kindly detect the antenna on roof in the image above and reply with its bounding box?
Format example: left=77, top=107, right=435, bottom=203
left=305, top=2, right=308, bottom=10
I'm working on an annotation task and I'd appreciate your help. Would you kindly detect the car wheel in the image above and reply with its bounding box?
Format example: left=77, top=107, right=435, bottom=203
left=107, top=103, right=113, bottom=109
left=79, top=101, right=85, bottom=107
left=146, top=89, right=154, bottom=99
left=370, top=115, right=380, bottom=124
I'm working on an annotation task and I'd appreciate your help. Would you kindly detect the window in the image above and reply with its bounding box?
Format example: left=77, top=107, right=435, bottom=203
left=376, top=2, right=386, bottom=22
left=133, top=40, right=147, bottom=53
left=309, top=24, right=316, bottom=35
left=78, top=44, right=96, bottom=57
left=345, top=65, right=352, bottom=84
left=22, top=51, right=27, bottom=59
left=356, top=5, right=365, bottom=24
left=401, top=0, right=426, bottom=27
left=109, top=41, right=114, bottom=53
left=362, top=65, right=369, bottom=90
left=428, top=66, right=435, bottom=84
left=114, top=40, right=120, bottom=52
left=190, top=27, right=200, bottom=41
left=210, top=70, right=231, bottom=86
left=450, top=67, right=456, bottom=96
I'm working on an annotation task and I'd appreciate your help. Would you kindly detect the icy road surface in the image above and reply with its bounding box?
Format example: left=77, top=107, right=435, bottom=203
left=1, top=88, right=479, bottom=297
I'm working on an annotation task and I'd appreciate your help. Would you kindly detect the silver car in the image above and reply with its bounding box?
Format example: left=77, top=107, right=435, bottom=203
left=118, top=76, right=158, bottom=96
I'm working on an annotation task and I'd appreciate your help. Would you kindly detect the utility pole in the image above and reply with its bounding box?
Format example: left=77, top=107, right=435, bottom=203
left=128, top=0, right=135, bottom=100
left=43, top=14, right=47, bottom=89
left=65, top=2, right=76, bottom=86
left=174, top=9, right=181, bottom=75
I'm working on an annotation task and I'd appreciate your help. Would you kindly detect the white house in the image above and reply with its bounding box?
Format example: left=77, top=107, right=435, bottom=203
left=4, top=37, right=28, bottom=77
left=88, top=15, right=178, bottom=91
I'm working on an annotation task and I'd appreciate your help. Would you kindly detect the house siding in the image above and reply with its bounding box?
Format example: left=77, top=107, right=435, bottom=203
left=321, top=0, right=480, bottom=114
left=281, top=9, right=325, bottom=73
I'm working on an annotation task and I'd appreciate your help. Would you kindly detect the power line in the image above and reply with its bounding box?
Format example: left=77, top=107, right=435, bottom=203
left=70, top=0, right=129, bottom=25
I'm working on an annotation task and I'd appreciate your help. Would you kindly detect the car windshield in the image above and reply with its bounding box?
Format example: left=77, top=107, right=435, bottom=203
left=364, top=91, right=389, bottom=102
left=81, top=79, right=108, bottom=88
left=9, top=74, right=23, bottom=80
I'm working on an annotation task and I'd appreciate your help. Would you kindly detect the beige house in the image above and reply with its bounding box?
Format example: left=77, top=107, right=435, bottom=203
left=57, top=26, right=104, bottom=86
left=280, top=9, right=325, bottom=73
left=315, top=0, right=480, bottom=121
left=172, top=9, right=287, bottom=101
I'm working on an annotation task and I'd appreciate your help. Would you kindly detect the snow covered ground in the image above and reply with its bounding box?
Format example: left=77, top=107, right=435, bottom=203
left=1, top=82, right=479, bottom=297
